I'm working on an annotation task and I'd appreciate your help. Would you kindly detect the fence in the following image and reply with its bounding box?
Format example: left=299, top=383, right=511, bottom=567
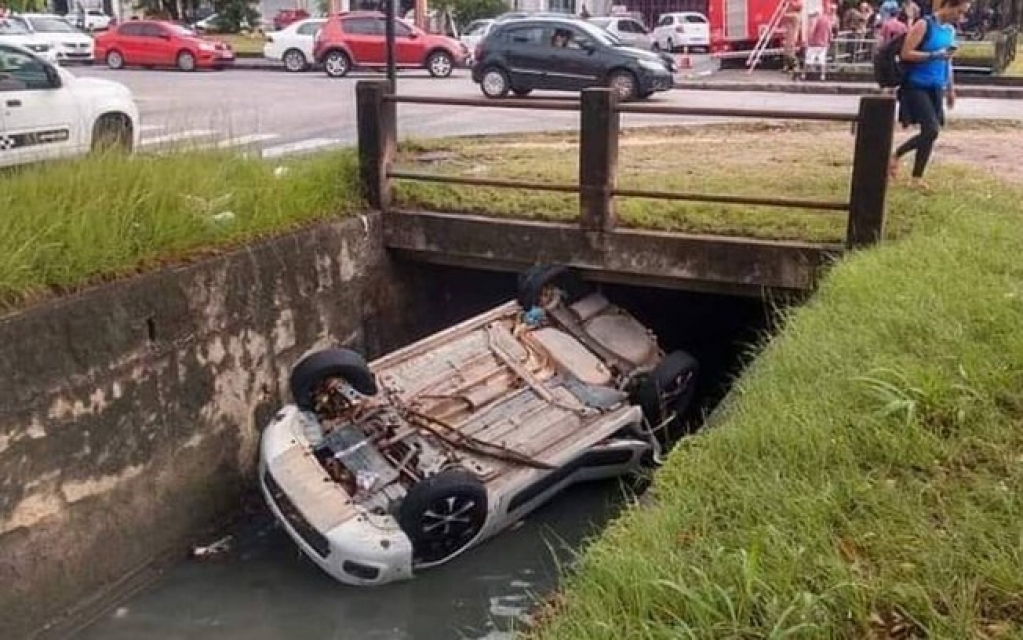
left=826, top=27, right=1020, bottom=74
left=356, top=81, right=896, bottom=250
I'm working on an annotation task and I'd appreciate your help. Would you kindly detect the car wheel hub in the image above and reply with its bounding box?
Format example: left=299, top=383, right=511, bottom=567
left=482, top=71, right=505, bottom=96
left=421, top=496, right=476, bottom=537
left=611, top=75, right=634, bottom=99
left=285, top=51, right=304, bottom=70
left=430, top=55, right=451, bottom=76
left=327, top=55, right=346, bottom=75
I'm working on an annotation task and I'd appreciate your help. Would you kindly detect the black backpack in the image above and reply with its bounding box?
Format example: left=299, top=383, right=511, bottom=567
left=873, top=18, right=932, bottom=88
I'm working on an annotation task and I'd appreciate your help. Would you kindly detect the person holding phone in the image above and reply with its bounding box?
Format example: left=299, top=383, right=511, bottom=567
left=888, top=0, right=971, bottom=187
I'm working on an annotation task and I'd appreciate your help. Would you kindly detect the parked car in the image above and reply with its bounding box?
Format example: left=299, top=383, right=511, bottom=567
left=650, top=11, right=710, bottom=52
left=8, top=14, right=95, bottom=64
left=259, top=265, right=699, bottom=585
left=472, top=16, right=674, bottom=101
left=0, top=42, right=140, bottom=168
left=0, top=16, right=57, bottom=64
left=263, top=17, right=325, bottom=72
left=273, top=7, right=310, bottom=31
left=94, top=20, right=235, bottom=71
left=587, top=15, right=654, bottom=50
left=459, top=18, right=493, bottom=64
left=65, top=9, right=114, bottom=32
left=313, top=11, right=467, bottom=78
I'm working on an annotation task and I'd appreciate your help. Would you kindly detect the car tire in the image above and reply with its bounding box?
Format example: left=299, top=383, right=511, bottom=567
left=289, top=348, right=378, bottom=411
left=608, top=69, right=638, bottom=101
left=282, top=48, right=307, bottom=72
left=479, top=67, right=510, bottom=98
left=398, top=468, right=488, bottom=566
left=426, top=50, right=453, bottom=78
left=632, top=350, right=699, bottom=441
left=177, top=50, right=196, bottom=71
left=652, top=41, right=661, bottom=51
left=638, top=89, right=655, bottom=100
left=323, top=50, right=351, bottom=78
left=90, top=113, right=133, bottom=154
left=516, top=264, right=586, bottom=310
left=105, top=49, right=124, bottom=69
left=511, top=87, right=532, bottom=97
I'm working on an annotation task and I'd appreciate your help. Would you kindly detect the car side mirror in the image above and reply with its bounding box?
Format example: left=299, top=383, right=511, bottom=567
left=408, top=30, right=420, bottom=39
left=44, top=64, right=62, bottom=88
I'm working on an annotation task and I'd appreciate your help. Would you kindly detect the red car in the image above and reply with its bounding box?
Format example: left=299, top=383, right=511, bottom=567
left=313, top=11, right=467, bottom=78
left=94, top=20, right=235, bottom=71
left=273, top=8, right=311, bottom=31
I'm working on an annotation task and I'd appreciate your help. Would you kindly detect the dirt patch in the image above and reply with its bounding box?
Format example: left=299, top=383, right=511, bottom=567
left=930, top=127, right=1023, bottom=184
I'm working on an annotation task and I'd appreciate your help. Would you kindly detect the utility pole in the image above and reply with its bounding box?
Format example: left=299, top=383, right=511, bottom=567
left=384, top=0, right=396, bottom=91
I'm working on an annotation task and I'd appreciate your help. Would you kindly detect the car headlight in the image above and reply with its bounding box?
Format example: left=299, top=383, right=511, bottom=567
left=199, top=43, right=216, bottom=52
left=638, top=59, right=665, bottom=72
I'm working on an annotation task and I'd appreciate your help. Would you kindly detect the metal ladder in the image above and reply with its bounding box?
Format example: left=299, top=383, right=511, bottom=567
left=746, top=0, right=792, bottom=72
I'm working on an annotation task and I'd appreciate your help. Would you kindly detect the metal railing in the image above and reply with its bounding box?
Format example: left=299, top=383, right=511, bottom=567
left=356, top=81, right=896, bottom=249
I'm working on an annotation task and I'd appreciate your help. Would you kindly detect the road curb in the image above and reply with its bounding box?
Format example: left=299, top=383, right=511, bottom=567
left=675, top=81, right=1023, bottom=100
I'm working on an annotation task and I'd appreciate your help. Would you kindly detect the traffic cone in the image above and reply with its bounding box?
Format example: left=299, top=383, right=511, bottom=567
left=678, top=46, right=693, bottom=70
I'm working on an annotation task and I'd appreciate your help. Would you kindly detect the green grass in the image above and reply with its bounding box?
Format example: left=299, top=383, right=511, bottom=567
left=394, top=123, right=1013, bottom=244
left=217, top=33, right=267, bottom=55
left=525, top=170, right=1023, bottom=638
left=0, top=149, right=360, bottom=310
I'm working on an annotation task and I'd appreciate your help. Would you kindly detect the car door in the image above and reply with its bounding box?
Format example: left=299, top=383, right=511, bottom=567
left=620, top=19, right=652, bottom=49
left=0, top=45, right=81, bottom=167
left=341, top=16, right=383, bottom=65
left=113, top=22, right=145, bottom=64
left=501, top=24, right=548, bottom=89
left=394, top=19, right=421, bottom=66
left=543, top=26, right=605, bottom=91
left=140, top=22, right=173, bottom=66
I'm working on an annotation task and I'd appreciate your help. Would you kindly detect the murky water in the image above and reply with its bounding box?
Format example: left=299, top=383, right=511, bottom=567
left=75, top=479, right=634, bottom=640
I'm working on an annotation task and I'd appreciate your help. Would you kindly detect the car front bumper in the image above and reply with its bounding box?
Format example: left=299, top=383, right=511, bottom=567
left=259, top=405, right=416, bottom=586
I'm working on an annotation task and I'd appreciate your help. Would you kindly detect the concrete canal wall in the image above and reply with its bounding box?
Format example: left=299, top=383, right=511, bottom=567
left=0, top=214, right=437, bottom=639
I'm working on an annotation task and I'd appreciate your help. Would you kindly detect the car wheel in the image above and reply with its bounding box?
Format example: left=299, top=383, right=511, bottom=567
left=638, top=89, right=655, bottom=100
left=105, top=49, right=124, bottom=69
left=289, top=348, right=378, bottom=412
left=608, top=70, right=638, bottom=101
left=517, top=264, right=586, bottom=309
left=632, top=350, right=700, bottom=441
left=667, top=37, right=675, bottom=52
left=398, top=468, right=488, bottom=567
left=177, top=50, right=196, bottom=71
left=511, top=87, right=532, bottom=97
left=90, top=113, right=133, bottom=154
left=426, top=50, right=453, bottom=77
left=282, top=48, right=307, bottom=72
left=651, top=41, right=661, bottom=51
left=480, top=67, right=509, bottom=98
left=324, top=50, right=351, bottom=78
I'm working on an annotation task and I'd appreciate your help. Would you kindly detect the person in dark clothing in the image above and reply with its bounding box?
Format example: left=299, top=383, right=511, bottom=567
left=889, top=0, right=971, bottom=188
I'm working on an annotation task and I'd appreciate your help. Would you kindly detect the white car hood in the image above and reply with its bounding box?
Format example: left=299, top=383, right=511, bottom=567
left=67, top=75, right=132, bottom=97
left=35, top=32, right=94, bottom=47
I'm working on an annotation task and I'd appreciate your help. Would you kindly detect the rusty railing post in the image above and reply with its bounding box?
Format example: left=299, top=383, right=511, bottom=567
left=356, top=80, right=397, bottom=211
left=578, top=88, right=619, bottom=232
left=846, top=95, right=895, bottom=249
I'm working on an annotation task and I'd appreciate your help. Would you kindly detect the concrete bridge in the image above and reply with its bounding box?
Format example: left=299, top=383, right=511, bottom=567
left=355, top=80, right=897, bottom=298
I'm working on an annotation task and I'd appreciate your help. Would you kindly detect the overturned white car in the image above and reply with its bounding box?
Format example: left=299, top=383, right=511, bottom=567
left=259, top=265, right=699, bottom=585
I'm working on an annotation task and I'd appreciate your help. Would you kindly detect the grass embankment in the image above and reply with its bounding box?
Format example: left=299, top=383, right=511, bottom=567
left=956, top=40, right=1023, bottom=75
left=526, top=167, right=1023, bottom=634
left=0, top=150, right=359, bottom=310
left=394, top=122, right=1016, bottom=244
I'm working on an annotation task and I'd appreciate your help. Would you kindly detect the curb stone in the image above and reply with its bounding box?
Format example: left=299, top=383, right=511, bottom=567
left=675, top=81, right=1023, bottom=100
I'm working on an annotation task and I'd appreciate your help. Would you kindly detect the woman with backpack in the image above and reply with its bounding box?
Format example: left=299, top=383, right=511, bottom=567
left=888, top=0, right=972, bottom=187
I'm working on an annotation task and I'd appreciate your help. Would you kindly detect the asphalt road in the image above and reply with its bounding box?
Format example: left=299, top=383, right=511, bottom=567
left=71, top=65, right=1023, bottom=159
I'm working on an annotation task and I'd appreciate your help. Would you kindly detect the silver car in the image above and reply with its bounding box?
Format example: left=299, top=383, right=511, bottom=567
left=588, top=16, right=654, bottom=50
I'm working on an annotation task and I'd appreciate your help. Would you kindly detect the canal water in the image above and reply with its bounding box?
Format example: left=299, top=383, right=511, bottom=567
left=75, top=479, right=632, bottom=640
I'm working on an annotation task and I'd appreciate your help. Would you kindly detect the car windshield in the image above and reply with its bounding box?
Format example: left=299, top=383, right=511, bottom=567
left=0, top=18, right=31, bottom=34
left=28, top=17, right=77, bottom=33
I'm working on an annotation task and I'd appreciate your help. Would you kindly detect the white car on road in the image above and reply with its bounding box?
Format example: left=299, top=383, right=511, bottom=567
left=0, top=16, right=58, bottom=64
left=8, top=14, right=95, bottom=64
left=459, top=18, right=493, bottom=63
left=65, top=9, right=113, bottom=32
left=263, top=17, right=326, bottom=72
left=0, top=42, right=140, bottom=168
left=651, top=11, right=710, bottom=52
left=588, top=16, right=654, bottom=50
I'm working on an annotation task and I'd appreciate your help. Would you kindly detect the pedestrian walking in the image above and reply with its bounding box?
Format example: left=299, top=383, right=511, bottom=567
left=889, top=0, right=972, bottom=188
left=805, top=8, right=835, bottom=80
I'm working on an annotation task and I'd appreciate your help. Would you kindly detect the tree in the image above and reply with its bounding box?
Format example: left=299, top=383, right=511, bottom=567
left=213, top=0, right=259, bottom=32
left=440, top=0, right=507, bottom=26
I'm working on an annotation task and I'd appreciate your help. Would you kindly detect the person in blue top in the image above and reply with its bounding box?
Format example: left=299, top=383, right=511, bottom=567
left=888, top=0, right=971, bottom=187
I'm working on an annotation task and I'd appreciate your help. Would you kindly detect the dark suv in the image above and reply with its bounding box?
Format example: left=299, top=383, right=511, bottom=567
left=471, top=17, right=674, bottom=101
